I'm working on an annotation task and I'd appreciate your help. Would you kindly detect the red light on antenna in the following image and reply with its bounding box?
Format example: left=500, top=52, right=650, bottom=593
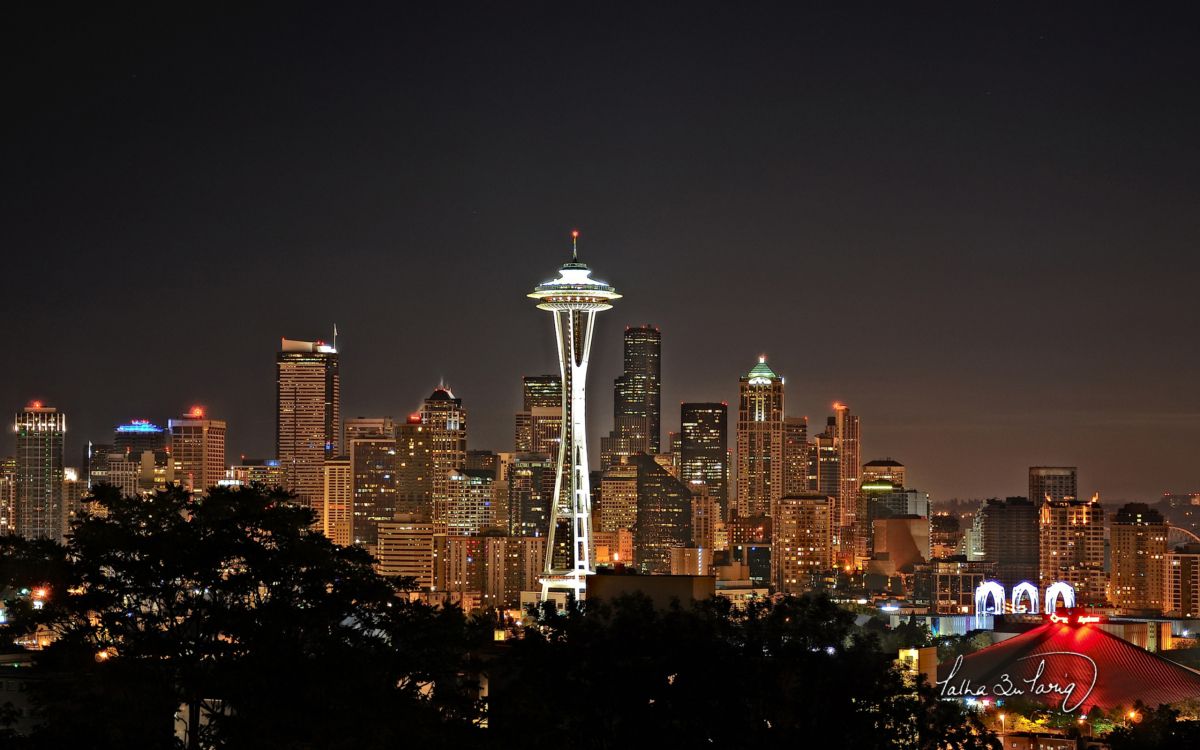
left=571, top=230, right=579, bottom=238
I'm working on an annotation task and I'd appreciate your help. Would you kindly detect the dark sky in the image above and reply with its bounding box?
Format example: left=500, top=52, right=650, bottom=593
left=3, top=3, right=1199, bottom=502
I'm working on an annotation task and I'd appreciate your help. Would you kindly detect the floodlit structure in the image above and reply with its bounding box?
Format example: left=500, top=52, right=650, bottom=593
left=527, top=232, right=620, bottom=600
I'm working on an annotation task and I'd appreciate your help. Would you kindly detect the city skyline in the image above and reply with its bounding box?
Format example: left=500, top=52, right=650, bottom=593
left=4, top=5, right=1200, bottom=502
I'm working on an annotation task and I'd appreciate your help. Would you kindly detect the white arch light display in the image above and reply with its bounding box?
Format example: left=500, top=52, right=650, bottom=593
left=975, top=580, right=1006, bottom=616
left=1010, top=581, right=1039, bottom=614
left=1044, top=581, right=1076, bottom=616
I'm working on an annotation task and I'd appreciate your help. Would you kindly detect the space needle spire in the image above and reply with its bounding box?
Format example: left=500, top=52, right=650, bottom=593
left=527, top=230, right=621, bottom=601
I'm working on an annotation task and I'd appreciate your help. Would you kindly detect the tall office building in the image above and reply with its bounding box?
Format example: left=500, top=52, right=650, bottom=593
left=515, top=375, right=562, bottom=454
left=862, top=459, right=906, bottom=488
left=527, top=237, right=621, bottom=599
left=680, top=402, right=729, bottom=517
left=344, top=416, right=394, bottom=441
left=113, top=420, right=168, bottom=455
left=596, top=462, right=638, bottom=534
left=395, top=415, right=432, bottom=516
left=1039, top=496, right=1106, bottom=605
left=169, top=406, right=227, bottom=494
left=0, top=457, right=16, bottom=534
left=773, top=493, right=834, bottom=594
left=782, top=416, right=809, bottom=498
left=634, top=453, right=692, bottom=574
left=420, top=386, right=467, bottom=529
left=376, top=514, right=437, bottom=589
left=1029, top=466, right=1077, bottom=506
left=14, top=402, right=66, bottom=540
left=972, top=497, right=1039, bottom=589
left=350, top=436, right=399, bottom=548
left=506, top=452, right=556, bottom=538
left=736, top=356, right=784, bottom=519
left=229, top=458, right=284, bottom=488
left=600, top=326, right=661, bottom=467
left=1110, top=503, right=1168, bottom=613
left=445, top=468, right=497, bottom=536
left=277, top=338, right=340, bottom=509
left=322, top=457, right=352, bottom=547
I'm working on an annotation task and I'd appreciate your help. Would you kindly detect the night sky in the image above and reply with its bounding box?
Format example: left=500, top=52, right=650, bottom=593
left=4, top=4, right=1198, bottom=501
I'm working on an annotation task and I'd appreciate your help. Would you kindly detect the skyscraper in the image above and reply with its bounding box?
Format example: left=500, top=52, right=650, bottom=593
left=1110, top=503, right=1168, bottom=613
left=782, top=416, right=808, bottom=498
left=1039, top=495, right=1106, bottom=605
left=395, top=414, right=432, bottom=516
left=679, top=402, right=729, bottom=517
left=514, top=375, right=562, bottom=454
left=972, top=497, right=1039, bottom=590
left=736, top=356, right=784, bottom=519
left=833, top=402, right=861, bottom=556
left=862, top=459, right=906, bottom=488
left=14, top=402, right=66, bottom=540
left=322, top=457, right=352, bottom=547
left=506, top=452, right=556, bottom=538
left=634, top=453, right=692, bottom=575
left=527, top=234, right=620, bottom=599
left=350, top=435, right=399, bottom=548
left=420, top=385, right=467, bottom=529
left=113, top=420, right=168, bottom=455
left=809, top=418, right=839, bottom=497
left=277, top=338, right=340, bottom=509
left=1029, top=466, right=1077, bottom=506
left=168, top=406, right=227, bottom=494
left=600, top=326, right=661, bottom=468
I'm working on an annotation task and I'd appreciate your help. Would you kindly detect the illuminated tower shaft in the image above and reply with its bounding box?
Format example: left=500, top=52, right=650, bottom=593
left=529, top=234, right=620, bottom=600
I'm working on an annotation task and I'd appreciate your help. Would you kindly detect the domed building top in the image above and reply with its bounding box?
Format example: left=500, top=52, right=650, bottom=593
left=745, top=355, right=781, bottom=385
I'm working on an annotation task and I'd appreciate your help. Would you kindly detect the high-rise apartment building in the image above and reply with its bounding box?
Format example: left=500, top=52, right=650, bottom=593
left=736, top=356, right=784, bottom=519
left=420, top=386, right=467, bottom=529
left=169, top=406, right=227, bottom=494
left=0, top=457, right=16, bottom=534
left=634, top=453, right=691, bottom=574
left=1039, top=496, right=1106, bottom=605
left=322, top=457, right=352, bottom=547
left=15, top=402, right=66, bottom=540
left=833, top=402, right=861, bottom=552
left=679, top=402, right=728, bottom=517
left=773, top=493, right=833, bottom=594
left=1167, top=543, right=1200, bottom=617
left=600, top=326, right=661, bottom=467
left=1029, top=466, right=1077, bottom=506
left=350, top=436, right=399, bottom=548
left=1110, top=503, right=1168, bottom=613
left=972, top=497, right=1039, bottom=589
left=277, top=338, right=340, bottom=509
left=782, top=416, right=809, bottom=498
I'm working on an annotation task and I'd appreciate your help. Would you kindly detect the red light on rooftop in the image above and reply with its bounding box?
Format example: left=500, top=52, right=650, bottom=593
left=189, top=406, right=205, bottom=418
left=29, top=400, right=43, bottom=409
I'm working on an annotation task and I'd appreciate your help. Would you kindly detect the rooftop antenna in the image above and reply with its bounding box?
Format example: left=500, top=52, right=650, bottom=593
left=571, top=229, right=579, bottom=261
left=333, top=323, right=338, bottom=352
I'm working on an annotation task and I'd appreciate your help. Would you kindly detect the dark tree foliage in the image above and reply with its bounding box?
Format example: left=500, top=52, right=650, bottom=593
left=0, top=484, right=484, bottom=750
left=489, top=593, right=998, bottom=750
left=1107, top=703, right=1200, bottom=750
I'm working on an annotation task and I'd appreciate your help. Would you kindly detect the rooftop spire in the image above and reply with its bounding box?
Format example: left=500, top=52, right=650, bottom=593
left=571, top=229, right=579, bottom=261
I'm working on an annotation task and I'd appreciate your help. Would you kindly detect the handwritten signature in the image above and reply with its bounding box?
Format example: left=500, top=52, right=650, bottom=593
left=939, top=651, right=1098, bottom=713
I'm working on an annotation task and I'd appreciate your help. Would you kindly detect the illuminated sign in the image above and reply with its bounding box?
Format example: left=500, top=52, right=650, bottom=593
left=940, top=651, right=1098, bottom=713
left=973, top=580, right=1076, bottom=616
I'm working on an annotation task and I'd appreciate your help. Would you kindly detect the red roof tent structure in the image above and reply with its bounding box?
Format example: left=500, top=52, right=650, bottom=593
left=937, top=615, right=1200, bottom=714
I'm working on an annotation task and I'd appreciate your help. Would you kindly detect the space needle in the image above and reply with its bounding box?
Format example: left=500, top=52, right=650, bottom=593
left=528, top=231, right=621, bottom=601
